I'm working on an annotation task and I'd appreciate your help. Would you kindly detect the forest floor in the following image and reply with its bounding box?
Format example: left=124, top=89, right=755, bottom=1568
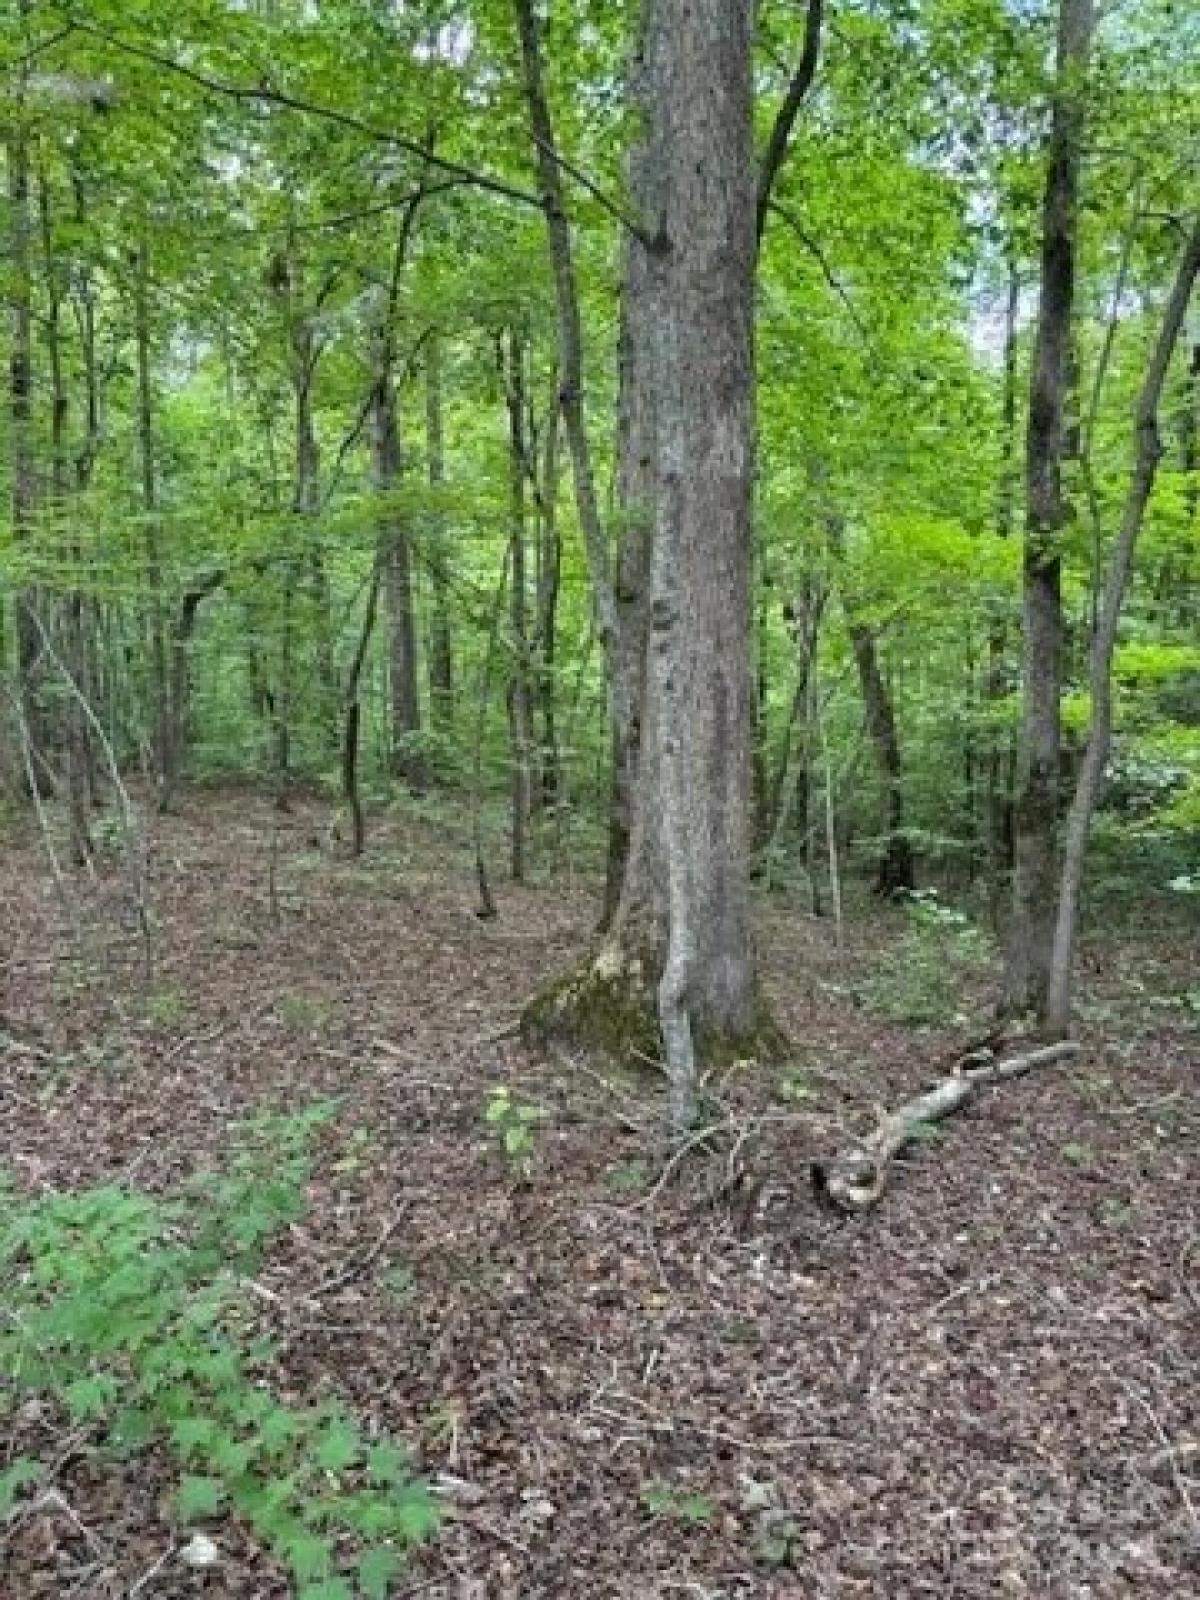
left=0, top=788, right=1197, bottom=1599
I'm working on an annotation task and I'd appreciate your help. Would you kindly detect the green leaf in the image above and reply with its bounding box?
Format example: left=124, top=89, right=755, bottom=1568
left=315, top=1416, right=359, bottom=1474
left=297, top=1582, right=351, bottom=1600
left=358, top=1545, right=402, bottom=1599
left=395, top=1489, right=440, bottom=1543
left=0, top=1458, right=42, bottom=1516
left=177, top=1475, right=225, bottom=1521
left=365, top=1442, right=409, bottom=1486
left=285, top=1532, right=334, bottom=1582
left=63, top=1374, right=116, bottom=1420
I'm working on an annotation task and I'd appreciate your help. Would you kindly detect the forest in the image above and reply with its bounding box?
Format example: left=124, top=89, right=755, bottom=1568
left=1, top=0, right=1197, bottom=1595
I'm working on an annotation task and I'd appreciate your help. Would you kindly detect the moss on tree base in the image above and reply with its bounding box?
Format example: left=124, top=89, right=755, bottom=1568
left=521, top=944, right=790, bottom=1074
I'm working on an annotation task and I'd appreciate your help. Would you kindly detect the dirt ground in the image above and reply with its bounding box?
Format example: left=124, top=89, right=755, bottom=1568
left=1, top=790, right=1196, bottom=1598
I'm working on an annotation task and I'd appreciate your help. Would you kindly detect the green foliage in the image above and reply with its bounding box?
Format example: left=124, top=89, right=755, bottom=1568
left=605, top=1158, right=651, bottom=1194
left=861, top=891, right=991, bottom=1026
left=483, top=1085, right=545, bottom=1178
left=639, top=1480, right=714, bottom=1526
left=0, top=1105, right=437, bottom=1596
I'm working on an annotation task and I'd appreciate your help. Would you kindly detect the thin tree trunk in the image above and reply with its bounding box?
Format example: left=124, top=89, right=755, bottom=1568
left=161, top=572, right=223, bottom=811
left=1046, top=218, right=1200, bottom=1034
left=8, top=47, right=47, bottom=768
left=39, top=171, right=91, bottom=861
left=1006, top=0, right=1094, bottom=1019
left=502, top=327, right=534, bottom=882
left=135, top=239, right=172, bottom=802
left=826, top=511, right=914, bottom=896
left=424, top=332, right=454, bottom=728
left=534, top=377, right=563, bottom=811
left=512, top=0, right=617, bottom=662
left=342, top=558, right=384, bottom=857
left=373, top=349, right=425, bottom=792
left=986, top=248, right=1021, bottom=907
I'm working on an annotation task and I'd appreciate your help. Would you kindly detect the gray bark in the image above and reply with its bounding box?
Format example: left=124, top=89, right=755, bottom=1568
left=645, top=0, right=759, bottom=1124
left=1006, top=0, right=1094, bottom=1019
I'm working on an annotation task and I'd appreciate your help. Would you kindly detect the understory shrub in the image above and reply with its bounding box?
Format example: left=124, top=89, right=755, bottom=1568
left=0, top=1103, right=437, bottom=1598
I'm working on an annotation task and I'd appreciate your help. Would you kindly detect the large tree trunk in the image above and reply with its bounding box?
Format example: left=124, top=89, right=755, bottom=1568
left=1045, top=219, right=1200, bottom=1035
left=523, top=0, right=779, bottom=1111
left=1005, top=0, right=1094, bottom=1020
left=644, top=0, right=763, bottom=1124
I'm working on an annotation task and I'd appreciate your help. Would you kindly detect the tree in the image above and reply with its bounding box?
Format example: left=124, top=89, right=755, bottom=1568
left=1005, top=0, right=1095, bottom=1019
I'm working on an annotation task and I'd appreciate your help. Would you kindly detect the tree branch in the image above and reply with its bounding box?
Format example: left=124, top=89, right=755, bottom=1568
left=756, top=0, right=825, bottom=244
left=58, top=15, right=543, bottom=211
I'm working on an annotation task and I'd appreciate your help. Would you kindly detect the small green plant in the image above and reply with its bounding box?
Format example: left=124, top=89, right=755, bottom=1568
left=776, top=1070, right=814, bottom=1104
left=639, top=1479, right=714, bottom=1526
left=276, top=991, right=332, bottom=1033
left=1061, top=1140, right=1095, bottom=1167
left=331, top=1125, right=376, bottom=1175
left=144, top=986, right=186, bottom=1028
left=0, top=1104, right=437, bottom=1597
left=380, top=1260, right=417, bottom=1305
left=483, top=1086, right=544, bottom=1178
left=605, top=1158, right=651, bottom=1194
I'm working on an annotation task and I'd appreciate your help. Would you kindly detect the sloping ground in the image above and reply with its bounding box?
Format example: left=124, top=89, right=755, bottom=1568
left=0, top=791, right=1196, bottom=1599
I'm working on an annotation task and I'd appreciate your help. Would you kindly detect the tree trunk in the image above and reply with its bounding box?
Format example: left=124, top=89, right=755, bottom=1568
left=424, top=333, right=454, bottom=730
left=523, top=0, right=779, bottom=1109
left=534, top=372, right=563, bottom=812
left=502, top=327, right=534, bottom=882
left=985, top=248, right=1021, bottom=908
left=372, top=342, right=426, bottom=793
left=847, top=623, right=914, bottom=896
left=342, top=558, right=384, bottom=858
left=160, top=572, right=223, bottom=811
left=39, top=171, right=91, bottom=861
left=8, top=58, right=48, bottom=771
left=1045, top=219, right=1200, bottom=1035
left=1005, top=0, right=1094, bottom=1020
left=135, top=239, right=172, bottom=802
left=645, top=0, right=763, bottom=1124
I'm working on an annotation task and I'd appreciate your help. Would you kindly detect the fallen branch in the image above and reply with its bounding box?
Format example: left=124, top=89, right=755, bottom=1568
left=810, top=1040, right=1081, bottom=1212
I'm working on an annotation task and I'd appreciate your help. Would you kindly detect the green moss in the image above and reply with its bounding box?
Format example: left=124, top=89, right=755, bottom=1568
left=521, top=950, right=662, bottom=1068
left=522, top=948, right=789, bottom=1073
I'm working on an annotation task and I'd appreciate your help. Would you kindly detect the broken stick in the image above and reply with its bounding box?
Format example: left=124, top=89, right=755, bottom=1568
left=811, top=1040, right=1082, bottom=1213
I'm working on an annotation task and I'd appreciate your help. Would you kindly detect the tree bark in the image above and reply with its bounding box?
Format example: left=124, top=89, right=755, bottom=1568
left=846, top=620, right=914, bottom=896
left=1005, top=0, right=1094, bottom=1020
left=1045, top=217, right=1200, bottom=1035
left=134, top=239, right=172, bottom=802
left=8, top=41, right=47, bottom=770
left=372, top=339, right=426, bottom=793
left=645, top=0, right=762, bottom=1125
left=533, top=372, right=563, bottom=811
left=985, top=248, right=1021, bottom=907
left=424, top=332, right=454, bottom=729
left=502, top=327, right=534, bottom=882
